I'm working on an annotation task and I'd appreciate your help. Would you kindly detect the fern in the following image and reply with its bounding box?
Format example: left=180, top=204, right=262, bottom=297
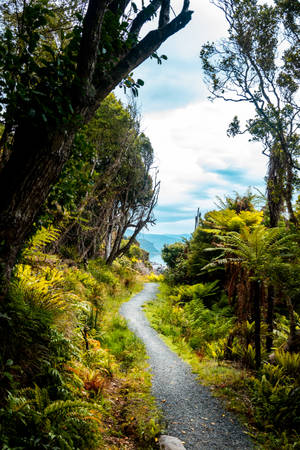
left=11, top=264, right=68, bottom=311
left=24, top=225, right=60, bottom=256
left=275, top=350, right=300, bottom=380
left=44, top=399, right=103, bottom=417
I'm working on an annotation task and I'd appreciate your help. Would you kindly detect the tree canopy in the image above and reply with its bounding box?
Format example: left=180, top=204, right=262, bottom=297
left=200, top=0, right=300, bottom=227
left=0, top=0, right=193, bottom=281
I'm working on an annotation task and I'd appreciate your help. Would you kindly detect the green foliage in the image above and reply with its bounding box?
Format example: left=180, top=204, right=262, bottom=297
left=101, top=315, right=146, bottom=371
left=24, top=225, right=61, bottom=258
left=46, top=94, right=133, bottom=215
left=162, top=241, right=189, bottom=285
left=186, top=227, right=222, bottom=283
left=206, top=225, right=294, bottom=279
left=147, top=272, right=164, bottom=282
left=1, top=231, right=161, bottom=448
left=162, top=241, right=186, bottom=269
left=11, top=264, right=69, bottom=312
left=87, top=259, right=118, bottom=289
left=42, top=94, right=158, bottom=264
left=274, top=350, right=300, bottom=382
left=148, top=187, right=300, bottom=448
left=204, top=209, right=263, bottom=232
left=251, top=362, right=300, bottom=440
left=0, top=385, right=103, bottom=449
left=146, top=282, right=233, bottom=353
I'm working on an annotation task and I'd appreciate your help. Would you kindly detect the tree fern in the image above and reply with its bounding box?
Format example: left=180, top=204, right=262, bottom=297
left=204, top=225, right=295, bottom=369
left=205, top=226, right=293, bottom=277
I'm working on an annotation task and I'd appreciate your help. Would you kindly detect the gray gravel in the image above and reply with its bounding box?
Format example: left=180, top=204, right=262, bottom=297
left=120, top=283, right=254, bottom=450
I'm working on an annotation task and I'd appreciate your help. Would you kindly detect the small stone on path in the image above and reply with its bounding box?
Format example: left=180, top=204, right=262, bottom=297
left=159, top=435, right=186, bottom=450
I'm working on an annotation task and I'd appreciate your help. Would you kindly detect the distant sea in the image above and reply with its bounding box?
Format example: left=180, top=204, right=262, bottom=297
left=149, top=253, right=165, bottom=266
left=129, top=232, right=190, bottom=267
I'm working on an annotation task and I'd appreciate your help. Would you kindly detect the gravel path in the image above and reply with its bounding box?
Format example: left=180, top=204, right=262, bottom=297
left=120, top=283, right=254, bottom=450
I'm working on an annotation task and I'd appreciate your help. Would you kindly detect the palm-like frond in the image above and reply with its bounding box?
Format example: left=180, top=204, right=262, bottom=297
left=206, top=225, right=294, bottom=277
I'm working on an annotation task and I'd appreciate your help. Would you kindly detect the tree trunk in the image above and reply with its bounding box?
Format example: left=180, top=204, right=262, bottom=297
left=286, top=296, right=296, bottom=345
left=266, top=285, right=274, bottom=354
left=267, top=149, right=283, bottom=228
left=0, top=0, right=192, bottom=286
left=251, top=279, right=261, bottom=370
left=0, top=122, right=76, bottom=282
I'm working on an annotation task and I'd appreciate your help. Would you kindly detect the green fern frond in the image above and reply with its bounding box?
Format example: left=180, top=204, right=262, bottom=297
left=44, top=399, right=103, bottom=417
left=23, top=225, right=60, bottom=258
left=205, top=225, right=295, bottom=277
left=34, top=384, right=49, bottom=411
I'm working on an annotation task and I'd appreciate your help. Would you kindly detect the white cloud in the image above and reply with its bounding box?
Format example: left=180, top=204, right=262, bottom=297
left=149, top=218, right=196, bottom=235
left=142, top=99, right=267, bottom=233
left=117, top=1, right=268, bottom=235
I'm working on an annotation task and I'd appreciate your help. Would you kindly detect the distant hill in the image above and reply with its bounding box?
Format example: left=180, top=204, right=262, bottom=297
left=137, top=233, right=190, bottom=265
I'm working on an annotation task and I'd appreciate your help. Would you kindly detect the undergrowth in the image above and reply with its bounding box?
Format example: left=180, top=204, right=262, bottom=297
left=145, top=282, right=300, bottom=450
left=0, top=227, right=161, bottom=449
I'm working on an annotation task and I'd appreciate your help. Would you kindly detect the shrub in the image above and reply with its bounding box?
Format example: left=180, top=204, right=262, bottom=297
left=251, top=364, right=300, bottom=435
left=274, top=350, right=300, bottom=382
left=148, top=272, right=164, bottom=282
left=0, top=386, right=103, bottom=449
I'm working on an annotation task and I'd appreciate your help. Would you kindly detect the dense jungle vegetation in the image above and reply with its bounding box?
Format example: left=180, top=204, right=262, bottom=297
left=143, top=3, right=298, bottom=446
left=0, top=0, right=299, bottom=448
left=146, top=190, right=300, bottom=448
left=0, top=0, right=190, bottom=445
left=0, top=93, right=164, bottom=448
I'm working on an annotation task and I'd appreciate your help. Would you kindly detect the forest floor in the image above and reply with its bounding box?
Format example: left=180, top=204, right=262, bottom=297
left=120, top=283, right=254, bottom=450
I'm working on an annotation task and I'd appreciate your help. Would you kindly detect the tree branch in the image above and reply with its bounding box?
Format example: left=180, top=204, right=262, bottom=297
left=159, top=0, right=170, bottom=28
left=130, top=0, right=162, bottom=37
left=95, top=1, right=193, bottom=104
left=109, top=0, right=130, bottom=15
left=76, top=0, right=109, bottom=99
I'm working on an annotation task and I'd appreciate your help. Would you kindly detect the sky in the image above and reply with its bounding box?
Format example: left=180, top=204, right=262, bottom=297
left=116, top=0, right=267, bottom=235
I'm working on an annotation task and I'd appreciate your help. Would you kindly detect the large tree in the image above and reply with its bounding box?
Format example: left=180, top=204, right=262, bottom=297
left=45, top=94, right=158, bottom=263
left=0, top=0, right=193, bottom=281
left=200, top=0, right=300, bottom=227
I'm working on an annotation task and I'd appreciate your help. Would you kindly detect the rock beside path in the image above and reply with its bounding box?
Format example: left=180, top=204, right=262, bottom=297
left=159, top=435, right=186, bottom=449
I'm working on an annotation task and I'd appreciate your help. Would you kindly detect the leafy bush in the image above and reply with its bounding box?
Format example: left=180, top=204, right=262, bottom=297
left=101, top=316, right=146, bottom=371
left=251, top=363, right=300, bottom=436
left=148, top=272, right=164, bottom=282
left=231, top=342, right=257, bottom=369
left=0, top=386, right=103, bottom=449
left=87, top=259, right=118, bottom=288
left=1, top=231, right=160, bottom=449
left=274, top=350, right=300, bottom=382
left=146, top=283, right=233, bottom=353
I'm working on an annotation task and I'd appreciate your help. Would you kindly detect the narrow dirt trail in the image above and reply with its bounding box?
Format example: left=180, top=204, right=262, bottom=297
left=120, top=283, right=253, bottom=450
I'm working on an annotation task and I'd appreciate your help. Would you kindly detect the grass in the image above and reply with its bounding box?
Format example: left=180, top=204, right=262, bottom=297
left=144, top=285, right=300, bottom=450
left=82, top=274, right=163, bottom=449
left=145, top=301, right=254, bottom=427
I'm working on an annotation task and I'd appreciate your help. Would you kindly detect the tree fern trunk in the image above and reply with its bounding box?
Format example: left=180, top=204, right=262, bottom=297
left=266, top=285, right=274, bottom=354
left=252, top=280, right=261, bottom=370
left=286, top=296, right=296, bottom=347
